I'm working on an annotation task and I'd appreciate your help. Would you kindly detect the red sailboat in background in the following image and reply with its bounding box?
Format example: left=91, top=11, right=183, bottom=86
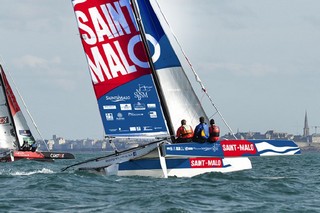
left=0, top=64, right=74, bottom=162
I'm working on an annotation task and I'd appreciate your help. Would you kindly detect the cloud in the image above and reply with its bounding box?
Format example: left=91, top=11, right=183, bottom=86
left=11, top=55, right=78, bottom=91
left=13, top=55, right=61, bottom=69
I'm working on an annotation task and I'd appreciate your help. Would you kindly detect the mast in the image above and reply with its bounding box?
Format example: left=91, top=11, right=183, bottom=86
left=0, top=65, right=20, bottom=150
left=130, top=0, right=175, bottom=140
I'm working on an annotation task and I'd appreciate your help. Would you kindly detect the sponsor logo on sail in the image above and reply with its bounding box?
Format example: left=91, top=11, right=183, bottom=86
left=130, top=126, right=142, bottom=131
left=143, top=126, right=153, bottom=131
left=134, top=84, right=152, bottom=101
left=106, top=95, right=130, bottom=103
left=128, top=113, right=143, bottom=117
left=116, top=113, right=124, bottom=120
left=120, top=103, right=132, bottom=111
left=118, top=128, right=129, bottom=132
left=103, top=105, right=116, bottom=110
left=133, top=102, right=146, bottom=110
left=147, top=103, right=156, bottom=108
left=154, top=127, right=163, bottom=130
left=149, top=111, right=157, bottom=118
left=105, top=113, right=114, bottom=121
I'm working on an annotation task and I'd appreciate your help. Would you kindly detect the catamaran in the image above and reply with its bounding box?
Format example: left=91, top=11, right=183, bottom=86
left=0, top=64, right=75, bottom=162
left=63, top=0, right=300, bottom=177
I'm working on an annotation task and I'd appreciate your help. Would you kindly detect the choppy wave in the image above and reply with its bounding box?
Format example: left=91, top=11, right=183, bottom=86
left=0, top=152, right=319, bottom=212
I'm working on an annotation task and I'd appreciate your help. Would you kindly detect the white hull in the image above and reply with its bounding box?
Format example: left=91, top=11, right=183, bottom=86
left=62, top=139, right=302, bottom=178
left=112, top=157, right=252, bottom=178
left=64, top=143, right=252, bottom=178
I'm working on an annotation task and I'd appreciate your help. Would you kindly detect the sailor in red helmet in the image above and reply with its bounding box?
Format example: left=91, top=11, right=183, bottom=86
left=208, top=119, right=220, bottom=143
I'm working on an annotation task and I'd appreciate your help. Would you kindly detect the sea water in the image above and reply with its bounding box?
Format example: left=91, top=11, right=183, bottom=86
left=0, top=151, right=319, bottom=213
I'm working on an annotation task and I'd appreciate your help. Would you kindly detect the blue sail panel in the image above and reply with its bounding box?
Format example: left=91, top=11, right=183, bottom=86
left=97, top=75, right=167, bottom=136
left=137, top=0, right=181, bottom=69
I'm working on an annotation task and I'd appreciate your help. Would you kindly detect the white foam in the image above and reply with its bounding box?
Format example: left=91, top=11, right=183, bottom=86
left=11, top=168, right=54, bottom=176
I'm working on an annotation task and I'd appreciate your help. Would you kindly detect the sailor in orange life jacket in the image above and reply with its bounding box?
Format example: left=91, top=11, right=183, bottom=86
left=209, top=119, right=220, bottom=143
left=176, top=119, right=194, bottom=143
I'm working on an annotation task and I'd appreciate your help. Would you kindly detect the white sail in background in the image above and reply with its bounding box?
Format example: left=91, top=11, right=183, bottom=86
left=0, top=65, right=36, bottom=150
left=0, top=66, right=16, bottom=149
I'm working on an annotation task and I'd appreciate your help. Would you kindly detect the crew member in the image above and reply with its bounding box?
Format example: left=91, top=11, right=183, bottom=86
left=193, top=116, right=209, bottom=143
left=176, top=119, right=194, bottom=143
left=208, top=119, right=220, bottom=143
left=21, top=139, right=30, bottom=151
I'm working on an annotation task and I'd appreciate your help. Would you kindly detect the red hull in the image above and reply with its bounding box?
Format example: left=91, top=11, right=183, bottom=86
left=13, top=151, right=45, bottom=160
left=0, top=151, right=75, bottom=162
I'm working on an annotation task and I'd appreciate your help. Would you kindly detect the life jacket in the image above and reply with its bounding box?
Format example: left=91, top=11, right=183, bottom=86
left=209, top=125, right=220, bottom=142
left=177, top=125, right=193, bottom=139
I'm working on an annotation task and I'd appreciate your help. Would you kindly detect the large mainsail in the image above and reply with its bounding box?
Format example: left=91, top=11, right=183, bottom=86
left=0, top=65, right=36, bottom=150
left=72, top=0, right=169, bottom=137
left=72, top=0, right=207, bottom=139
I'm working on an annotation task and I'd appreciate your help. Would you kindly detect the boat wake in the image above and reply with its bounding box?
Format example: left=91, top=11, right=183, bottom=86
left=256, top=176, right=287, bottom=180
left=5, top=168, right=54, bottom=176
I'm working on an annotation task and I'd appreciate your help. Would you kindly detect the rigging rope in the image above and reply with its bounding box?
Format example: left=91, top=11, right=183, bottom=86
left=154, top=1, right=237, bottom=139
left=0, top=59, right=50, bottom=150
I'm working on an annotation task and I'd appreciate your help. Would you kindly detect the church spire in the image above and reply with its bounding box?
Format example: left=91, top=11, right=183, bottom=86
left=303, top=110, right=309, bottom=137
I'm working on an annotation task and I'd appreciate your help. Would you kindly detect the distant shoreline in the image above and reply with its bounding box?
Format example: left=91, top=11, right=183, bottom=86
left=296, top=142, right=320, bottom=152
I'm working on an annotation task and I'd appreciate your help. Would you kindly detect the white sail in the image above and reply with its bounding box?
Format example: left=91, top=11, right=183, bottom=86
left=134, top=0, right=208, bottom=134
left=0, top=65, right=76, bottom=162
left=0, top=65, right=36, bottom=150
left=0, top=66, right=16, bottom=149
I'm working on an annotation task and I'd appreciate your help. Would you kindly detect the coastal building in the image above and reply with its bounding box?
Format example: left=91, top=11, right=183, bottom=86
left=40, top=111, right=318, bottom=151
left=311, top=134, right=320, bottom=143
left=303, top=111, right=310, bottom=137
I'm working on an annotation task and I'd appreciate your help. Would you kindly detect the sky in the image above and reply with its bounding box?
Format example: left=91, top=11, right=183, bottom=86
left=0, top=0, right=320, bottom=140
